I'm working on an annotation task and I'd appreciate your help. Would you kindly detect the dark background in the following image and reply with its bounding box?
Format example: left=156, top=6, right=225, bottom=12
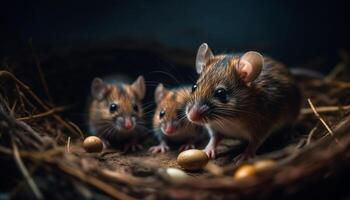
left=1, top=0, right=348, bottom=64
left=0, top=0, right=348, bottom=126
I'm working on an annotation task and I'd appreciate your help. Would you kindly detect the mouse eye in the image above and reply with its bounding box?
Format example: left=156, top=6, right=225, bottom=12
left=191, top=84, right=197, bottom=93
left=214, top=88, right=227, bottom=102
left=109, top=103, right=118, bottom=113
left=159, top=110, right=166, bottom=119
left=133, top=104, right=139, bottom=112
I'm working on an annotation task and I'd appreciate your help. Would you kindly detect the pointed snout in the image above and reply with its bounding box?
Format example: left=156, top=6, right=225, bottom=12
left=123, top=117, right=133, bottom=130
left=117, top=116, right=135, bottom=131
left=186, top=103, right=209, bottom=123
left=161, top=122, right=177, bottom=135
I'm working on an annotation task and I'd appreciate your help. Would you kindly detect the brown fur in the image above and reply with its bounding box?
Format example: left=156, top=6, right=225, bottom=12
left=153, top=86, right=202, bottom=143
left=88, top=79, right=145, bottom=144
left=187, top=52, right=301, bottom=155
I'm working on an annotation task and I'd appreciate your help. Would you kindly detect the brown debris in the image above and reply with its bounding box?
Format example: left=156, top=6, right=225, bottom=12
left=1, top=60, right=350, bottom=199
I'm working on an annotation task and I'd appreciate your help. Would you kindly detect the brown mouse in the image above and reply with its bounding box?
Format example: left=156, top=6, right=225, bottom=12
left=88, top=75, right=146, bottom=152
left=185, top=43, right=301, bottom=161
left=149, top=84, right=203, bottom=153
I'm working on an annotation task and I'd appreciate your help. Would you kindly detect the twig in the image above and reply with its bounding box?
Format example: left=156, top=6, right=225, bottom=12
left=307, top=98, right=342, bottom=146
left=67, top=137, right=71, bottom=153
left=0, top=145, right=64, bottom=160
left=308, top=79, right=350, bottom=89
left=100, top=169, right=156, bottom=186
left=67, top=121, right=85, bottom=139
left=17, top=89, right=38, bottom=115
left=325, top=62, right=346, bottom=81
left=16, top=106, right=67, bottom=121
left=16, top=120, right=44, bottom=145
left=328, top=80, right=350, bottom=88
left=15, top=84, right=26, bottom=111
left=0, top=71, right=80, bottom=136
left=0, top=94, right=12, bottom=113
left=1, top=145, right=134, bottom=199
left=306, top=125, right=318, bottom=145
left=325, top=50, right=349, bottom=81
left=301, top=105, right=350, bottom=115
left=10, top=163, right=40, bottom=199
left=12, top=141, right=44, bottom=200
left=1, top=105, right=44, bottom=149
left=56, top=163, right=135, bottom=200
left=10, top=99, right=18, bottom=116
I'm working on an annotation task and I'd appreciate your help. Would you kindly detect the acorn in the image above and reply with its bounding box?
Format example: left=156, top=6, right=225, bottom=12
left=166, top=168, right=189, bottom=180
left=177, top=149, right=209, bottom=170
left=83, top=136, right=103, bottom=153
left=233, top=164, right=255, bottom=180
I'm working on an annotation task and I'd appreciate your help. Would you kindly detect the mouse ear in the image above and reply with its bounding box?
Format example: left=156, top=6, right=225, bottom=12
left=237, top=51, right=263, bottom=84
left=196, top=43, right=214, bottom=74
left=91, top=78, right=108, bottom=100
left=131, top=75, right=146, bottom=100
left=155, top=83, right=168, bottom=104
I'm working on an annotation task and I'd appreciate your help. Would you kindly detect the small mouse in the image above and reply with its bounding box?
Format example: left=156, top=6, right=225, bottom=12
left=88, top=75, right=146, bottom=152
left=186, top=43, right=301, bottom=161
left=149, top=84, right=203, bottom=153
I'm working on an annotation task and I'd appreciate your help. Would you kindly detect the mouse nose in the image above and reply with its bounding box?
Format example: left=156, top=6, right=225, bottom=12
left=162, top=122, right=176, bottom=135
left=187, top=104, right=209, bottom=122
left=123, top=117, right=133, bottom=130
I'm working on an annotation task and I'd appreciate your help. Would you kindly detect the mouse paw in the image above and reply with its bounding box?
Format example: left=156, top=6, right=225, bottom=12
left=148, top=144, right=170, bottom=154
left=203, top=146, right=216, bottom=159
left=179, top=144, right=195, bottom=152
left=101, top=138, right=110, bottom=149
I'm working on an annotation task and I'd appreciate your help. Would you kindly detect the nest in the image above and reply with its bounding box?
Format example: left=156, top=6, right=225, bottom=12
left=1, top=48, right=350, bottom=199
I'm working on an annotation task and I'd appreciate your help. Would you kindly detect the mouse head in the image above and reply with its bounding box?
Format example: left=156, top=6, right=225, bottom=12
left=153, top=84, right=189, bottom=136
left=90, top=76, right=146, bottom=133
left=186, top=43, right=263, bottom=125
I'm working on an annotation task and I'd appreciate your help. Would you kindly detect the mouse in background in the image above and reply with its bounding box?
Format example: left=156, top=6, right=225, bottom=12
left=186, top=43, right=301, bottom=161
left=149, top=84, right=204, bottom=153
left=88, top=75, right=147, bottom=152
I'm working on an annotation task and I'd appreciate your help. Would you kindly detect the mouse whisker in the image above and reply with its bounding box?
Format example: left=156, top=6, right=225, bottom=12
left=176, top=112, right=188, bottom=122
left=214, top=107, right=263, bottom=118
left=142, top=110, right=155, bottom=115
left=147, top=70, right=182, bottom=84
left=212, top=115, right=227, bottom=131
left=98, top=125, right=114, bottom=138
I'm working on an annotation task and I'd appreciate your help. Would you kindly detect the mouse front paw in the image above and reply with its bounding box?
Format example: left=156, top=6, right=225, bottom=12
left=148, top=144, right=170, bottom=154
left=101, top=138, right=111, bottom=149
left=179, top=144, right=195, bottom=152
left=203, top=146, right=216, bottom=159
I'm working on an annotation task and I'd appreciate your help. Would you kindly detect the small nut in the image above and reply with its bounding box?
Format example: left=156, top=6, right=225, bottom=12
left=177, top=149, right=209, bottom=170
left=166, top=168, right=189, bottom=180
left=233, top=164, right=255, bottom=180
left=83, top=136, right=103, bottom=153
